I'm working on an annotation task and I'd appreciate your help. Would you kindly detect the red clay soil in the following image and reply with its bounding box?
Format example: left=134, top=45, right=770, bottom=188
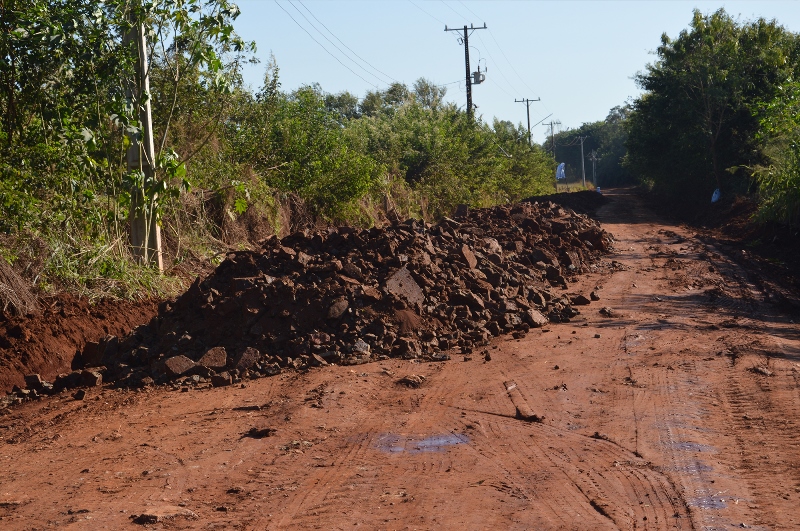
left=1, top=189, right=800, bottom=530
left=0, top=296, right=158, bottom=392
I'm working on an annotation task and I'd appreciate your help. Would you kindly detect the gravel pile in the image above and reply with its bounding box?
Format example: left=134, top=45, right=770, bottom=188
left=9, top=198, right=613, bottom=397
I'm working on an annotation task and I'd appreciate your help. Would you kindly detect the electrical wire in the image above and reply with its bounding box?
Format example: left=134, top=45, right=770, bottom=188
left=445, top=1, right=526, bottom=102
left=285, top=0, right=390, bottom=87
left=273, top=1, right=381, bottom=89
left=475, top=33, right=521, bottom=98
left=296, top=0, right=399, bottom=85
left=455, top=0, right=552, bottom=118
left=439, top=0, right=464, bottom=21
left=488, top=25, right=555, bottom=118
left=407, top=0, right=447, bottom=26
left=486, top=76, right=515, bottom=99
left=456, top=0, right=480, bottom=20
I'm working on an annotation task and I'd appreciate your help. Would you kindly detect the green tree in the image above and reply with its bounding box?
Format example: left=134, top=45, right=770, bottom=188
left=412, top=78, right=447, bottom=110
left=751, top=81, right=800, bottom=225
left=626, top=9, right=800, bottom=213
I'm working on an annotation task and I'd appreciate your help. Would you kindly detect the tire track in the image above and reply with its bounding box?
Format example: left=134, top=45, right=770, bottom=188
left=717, top=367, right=800, bottom=529
left=461, top=363, right=692, bottom=530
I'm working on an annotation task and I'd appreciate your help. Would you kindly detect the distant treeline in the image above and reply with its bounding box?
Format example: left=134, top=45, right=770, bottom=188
left=544, top=105, right=632, bottom=189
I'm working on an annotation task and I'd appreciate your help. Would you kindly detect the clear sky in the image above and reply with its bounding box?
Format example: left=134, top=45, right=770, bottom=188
left=233, top=1, right=800, bottom=143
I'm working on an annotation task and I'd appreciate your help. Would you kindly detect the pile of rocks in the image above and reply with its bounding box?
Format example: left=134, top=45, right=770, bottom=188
left=11, top=199, right=613, bottom=396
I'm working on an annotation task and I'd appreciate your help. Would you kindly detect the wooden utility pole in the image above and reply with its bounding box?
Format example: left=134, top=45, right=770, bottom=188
left=588, top=149, right=600, bottom=185
left=543, top=119, right=561, bottom=156
left=578, top=135, right=588, bottom=188
left=445, top=23, right=487, bottom=120
left=126, top=13, right=163, bottom=271
left=514, top=97, right=540, bottom=145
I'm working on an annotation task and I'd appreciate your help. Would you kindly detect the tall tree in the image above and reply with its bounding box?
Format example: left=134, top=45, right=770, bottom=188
left=626, top=9, right=800, bottom=212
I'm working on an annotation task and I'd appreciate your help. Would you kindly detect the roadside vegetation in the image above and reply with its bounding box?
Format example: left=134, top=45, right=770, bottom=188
left=625, top=9, right=800, bottom=223
left=544, top=9, right=800, bottom=227
left=0, top=0, right=554, bottom=301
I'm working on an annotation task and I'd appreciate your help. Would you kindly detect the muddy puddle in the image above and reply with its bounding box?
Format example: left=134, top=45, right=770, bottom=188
left=375, top=433, right=469, bottom=454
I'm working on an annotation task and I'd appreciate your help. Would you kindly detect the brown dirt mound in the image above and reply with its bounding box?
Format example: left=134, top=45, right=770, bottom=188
left=13, top=199, right=613, bottom=395
left=0, top=295, right=158, bottom=392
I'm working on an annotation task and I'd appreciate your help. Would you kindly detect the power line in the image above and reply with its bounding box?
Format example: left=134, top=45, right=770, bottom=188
left=296, top=0, right=399, bottom=85
left=285, top=0, right=389, bottom=86
left=487, top=27, right=550, bottom=115
left=447, top=1, right=536, bottom=112
left=274, top=1, right=380, bottom=89
left=452, top=0, right=551, bottom=118
left=456, top=0, right=481, bottom=20
left=475, top=33, right=521, bottom=99
left=486, top=28, right=534, bottom=95
left=486, top=75, right=514, bottom=99
left=407, top=0, right=446, bottom=26
left=439, top=0, right=464, bottom=20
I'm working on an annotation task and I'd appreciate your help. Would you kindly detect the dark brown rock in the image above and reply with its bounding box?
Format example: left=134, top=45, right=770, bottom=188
left=385, top=267, right=424, bottom=307
left=79, top=369, right=103, bottom=387
left=327, top=297, right=349, bottom=320
left=211, top=372, right=233, bottom=387
left=24, top=374, right=44, bottom=389
left=524, top=309, right=549, bottom=328
left=359, top=286, right=383, bottom=302
left=460, top=244, right=478, bottom=270
left=449, top=290, right=485, bottom=311
left=54, top=371, right=81, bottom=391
left=81, top=341, right=101, bottom=367
left=311, top=353, right=329, bottom=366
left=234, top=347, right=260, bottom=371
left=296, top=251, right=312, bottom=267
left=131, top=506, right=196, bottom=525
left=342, top=262, right=363, bottom=280
left=199, top=347, right=228, bottom=370
left=570, top=294, right=591, bottom=306
left=393, top=337, right=422, bottom=359
left=164, top=355, right=196, bottom=378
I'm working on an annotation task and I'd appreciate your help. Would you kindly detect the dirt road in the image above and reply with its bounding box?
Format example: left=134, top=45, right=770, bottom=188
left=2, top=189, right=799, bottom=530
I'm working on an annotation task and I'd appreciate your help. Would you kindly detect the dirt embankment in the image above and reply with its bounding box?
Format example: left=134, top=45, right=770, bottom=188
left=0, top=296, right=158, bottom=392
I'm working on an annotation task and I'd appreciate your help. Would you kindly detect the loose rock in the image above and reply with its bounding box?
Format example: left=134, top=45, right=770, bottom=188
left=69, top=196, right=612, bottom=390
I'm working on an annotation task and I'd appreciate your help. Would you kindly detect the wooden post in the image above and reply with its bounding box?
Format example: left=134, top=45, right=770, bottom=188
left=126, top=14, right=163, bottom=271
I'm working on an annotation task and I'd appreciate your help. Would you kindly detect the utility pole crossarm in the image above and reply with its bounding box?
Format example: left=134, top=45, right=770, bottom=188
left=445, top=23, right=487, bottom=120
left=515, top=97, right=540, bottom=145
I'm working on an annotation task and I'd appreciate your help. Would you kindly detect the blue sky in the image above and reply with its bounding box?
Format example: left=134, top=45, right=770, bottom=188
left=233, top=1, right=800, bottom=143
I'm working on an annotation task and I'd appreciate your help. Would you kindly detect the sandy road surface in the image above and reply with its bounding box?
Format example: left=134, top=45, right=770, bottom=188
left=2, top=189, right=799, bottom=530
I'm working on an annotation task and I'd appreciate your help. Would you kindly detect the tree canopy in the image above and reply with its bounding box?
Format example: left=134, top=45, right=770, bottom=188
left=625, top=9, right=800, bottom=215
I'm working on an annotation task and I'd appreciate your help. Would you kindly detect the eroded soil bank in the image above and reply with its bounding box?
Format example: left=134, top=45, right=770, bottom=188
left=1, top=189, right=799, bottom=530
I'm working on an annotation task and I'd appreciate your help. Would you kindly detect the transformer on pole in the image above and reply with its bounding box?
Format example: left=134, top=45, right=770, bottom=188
left=445, top=23, right=487, bottom=120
